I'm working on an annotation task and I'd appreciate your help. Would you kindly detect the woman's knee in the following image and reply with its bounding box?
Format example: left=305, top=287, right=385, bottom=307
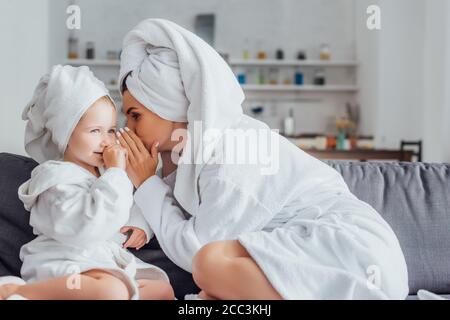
left=192, top=241, right=228, bottom=289
left=157, top=281, right=175, bottom=300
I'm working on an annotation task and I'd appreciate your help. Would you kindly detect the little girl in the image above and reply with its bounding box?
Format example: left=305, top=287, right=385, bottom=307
left=0, top=65, right=173, bottom=300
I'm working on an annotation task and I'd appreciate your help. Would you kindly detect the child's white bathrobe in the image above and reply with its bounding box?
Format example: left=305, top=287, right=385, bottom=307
left=134, top=116, right=409, bottom=300
left=18, top=160, right=169, bottom=299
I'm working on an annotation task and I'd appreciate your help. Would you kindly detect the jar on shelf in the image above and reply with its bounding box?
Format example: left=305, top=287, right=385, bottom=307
left=107, top=50, right=119, bottom=60
left=236, top=67, right=247, bottom=85
left=297, top=50, right=307, bottom=60
left=256, top=40, right=266, bottom=60
left=313, top=69, right=326, bottom=85
left=282, top=68, right=293, bottom=85
left=68, top=34, right=79, bottom=59
left=268, top=67, right=279, bottom=85
left=319, top=43, right=331, bottom=60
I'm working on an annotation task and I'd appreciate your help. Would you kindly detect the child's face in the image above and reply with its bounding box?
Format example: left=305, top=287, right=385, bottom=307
left=64, top=97, right=117, bottom=169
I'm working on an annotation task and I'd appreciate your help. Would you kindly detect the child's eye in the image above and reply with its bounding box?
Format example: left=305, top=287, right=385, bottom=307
left=131, top=113, right=140, bottom=120
left=90, top=129, right=100, bottom=133
left=108, top=129, right=116, bottom=134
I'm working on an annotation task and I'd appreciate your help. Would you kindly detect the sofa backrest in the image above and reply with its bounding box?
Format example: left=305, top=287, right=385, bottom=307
left=0, top=153, right=38, bottom=277
left=327, top=161, right=450, bottom=295
left=1, top=153, right=449, bottom=295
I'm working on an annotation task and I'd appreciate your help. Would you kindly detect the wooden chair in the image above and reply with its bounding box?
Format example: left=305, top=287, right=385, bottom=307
left=400, top=140, right=422, bottom=162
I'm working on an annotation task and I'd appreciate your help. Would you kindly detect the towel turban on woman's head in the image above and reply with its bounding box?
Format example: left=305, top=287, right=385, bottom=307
left=22, top=65, right=113, bottom=163
left=119, top=18, right=245, bottom=213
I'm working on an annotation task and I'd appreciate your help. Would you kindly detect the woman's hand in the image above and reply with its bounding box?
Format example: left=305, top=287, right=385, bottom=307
left=120, top=226, right=147, bottom=250
left=116, top=127, right=159, bottom=188
left=102, top=142, right=128, bottom=170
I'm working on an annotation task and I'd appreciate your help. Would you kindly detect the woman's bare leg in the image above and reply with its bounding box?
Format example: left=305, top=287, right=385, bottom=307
left=192, top=240, right=282, bottom=300
left=0, top=269, right=130, bottom=300
left=137, top=279, right=175, bottom=300
left=198, top=290, right=218, bottom=300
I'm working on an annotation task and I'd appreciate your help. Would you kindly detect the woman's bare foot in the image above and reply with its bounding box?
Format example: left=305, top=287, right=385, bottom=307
left=0, top=284, right=20, bottom=300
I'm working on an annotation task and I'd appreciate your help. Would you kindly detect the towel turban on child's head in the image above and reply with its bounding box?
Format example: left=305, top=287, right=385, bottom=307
left=22, top=65, right=113, bottom=163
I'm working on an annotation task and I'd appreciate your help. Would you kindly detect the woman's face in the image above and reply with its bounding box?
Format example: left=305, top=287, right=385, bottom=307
left=64, top=97, right=117, bottom=171
left=122, top=90, right=186, bottom=152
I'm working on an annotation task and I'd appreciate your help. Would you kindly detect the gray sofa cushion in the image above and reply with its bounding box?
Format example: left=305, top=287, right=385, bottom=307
left=326, top=161, right=450, bottom=295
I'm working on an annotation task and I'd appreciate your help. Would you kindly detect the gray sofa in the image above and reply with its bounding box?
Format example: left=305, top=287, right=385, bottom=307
left=1, top=152, right=449, bottom=299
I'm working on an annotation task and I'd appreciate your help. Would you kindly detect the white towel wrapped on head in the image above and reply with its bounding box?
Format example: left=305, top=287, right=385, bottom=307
left=22, top=65, right=113, bottom=163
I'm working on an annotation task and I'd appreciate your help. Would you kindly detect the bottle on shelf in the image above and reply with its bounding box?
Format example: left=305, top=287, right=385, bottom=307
left=276, top=48, right=284, bottom=60
left=257, top=67, right=266, bottom=85
left=86, top=41, right=95, bottom=60
left=294, top=68, right=304, bottom=85
left=243, top=38, right=250, bottom=60
left=283, top=108, right=295, bottom=136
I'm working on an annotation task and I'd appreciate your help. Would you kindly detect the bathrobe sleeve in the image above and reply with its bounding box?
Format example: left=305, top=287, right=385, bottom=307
left=124, top=204, right=154, bottom=243
left=31, top=168, right=134, bottom=248
left=134, top=174, right=276, bottom=272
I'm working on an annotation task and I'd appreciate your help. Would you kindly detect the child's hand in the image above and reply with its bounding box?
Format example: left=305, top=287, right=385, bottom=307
left=121, top=226, right=147, bottom=250
left=103, top=142, right=128, bottom=170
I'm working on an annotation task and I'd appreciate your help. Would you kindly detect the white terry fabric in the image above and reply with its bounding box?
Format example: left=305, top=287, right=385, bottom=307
left=22, top=65, right=113, bottom=164
left=133, top=115, right=409, bottom=300
left=119, top=18, right=244, bottom=216
left=18, top=161, right=169, bottom=299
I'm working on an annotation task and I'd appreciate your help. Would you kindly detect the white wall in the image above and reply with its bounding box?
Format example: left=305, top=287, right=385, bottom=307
left=376, top=0, right=425, bottom=149
left=0, top=0, right=49, bottom=156
left=422, top=0, right=450, bottom=163
left=355, top=0, right=381, bottom=137
left=356, top=0, right=450, bottom=162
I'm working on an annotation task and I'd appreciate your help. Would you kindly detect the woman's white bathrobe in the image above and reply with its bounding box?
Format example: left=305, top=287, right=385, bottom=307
left=18, top=160, right=169, bottom=299
left=134, top=115, right=409, bottom=300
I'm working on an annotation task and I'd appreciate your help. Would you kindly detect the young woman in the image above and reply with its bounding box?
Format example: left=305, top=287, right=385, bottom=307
left=116, top=18, right=409, bottom=300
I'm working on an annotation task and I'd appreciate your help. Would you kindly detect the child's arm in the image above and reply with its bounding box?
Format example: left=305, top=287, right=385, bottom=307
left=120, top=204, right=154, bottom=249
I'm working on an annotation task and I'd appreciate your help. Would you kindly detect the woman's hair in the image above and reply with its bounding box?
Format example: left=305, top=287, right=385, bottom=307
left=120, top=71, right=132, bottom=94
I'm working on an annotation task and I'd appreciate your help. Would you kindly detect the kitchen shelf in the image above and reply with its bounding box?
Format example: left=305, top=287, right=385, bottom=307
left=229, top=59, right=358, bottom=67
left=105, top=84, right=357, bottom=93
left=64, top=58, right=358, bottom=68
left=66, top=60, right=358, bottom=93
left=65, top=59, right=120, bottom=66
left=241, top=84, right=358, bottom=92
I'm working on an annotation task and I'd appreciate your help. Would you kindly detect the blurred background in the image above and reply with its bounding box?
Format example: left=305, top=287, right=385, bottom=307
left=1, top=0, right=449, bottom=163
